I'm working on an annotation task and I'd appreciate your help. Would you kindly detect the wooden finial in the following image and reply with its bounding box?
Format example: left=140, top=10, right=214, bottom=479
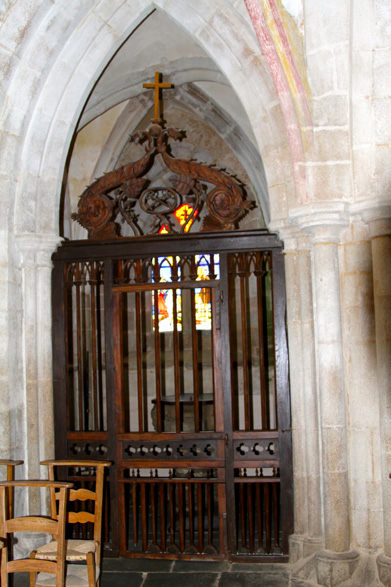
left=143, top=71, right=173, bottom=120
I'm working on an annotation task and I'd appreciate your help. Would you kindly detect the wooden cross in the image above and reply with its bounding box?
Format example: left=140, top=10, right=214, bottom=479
left=143, top=71, right=173, bottom=120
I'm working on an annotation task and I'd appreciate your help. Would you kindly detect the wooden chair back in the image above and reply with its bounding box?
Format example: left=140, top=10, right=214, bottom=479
left=41, top=460, right=111, bottom=567
left=0, top=460, right=24, bottom=519
left=0, top=480, right=73, bottom=587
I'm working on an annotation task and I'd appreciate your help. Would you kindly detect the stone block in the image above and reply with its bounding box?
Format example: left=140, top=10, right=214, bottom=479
left=344, top=241, right=372, bottom=273
left=352, top=50, right=373, bottom=97
left=313, top=128, right=350, bottom=162
left=352, top=0, right=374, bottom=51
left=316, top=549, right=360, bottom=586
left=342, top=271, right=374, bottom=308
left=307, top=163, right=352, bottom=201
left=306, top=0, right=349, bottom=50
left=334, top=46, right=350, bottom=93
left=311, top=95, right=349, bottom=127
left=374, top=98, right=391, bottom=144
left=375, top=146, right=391, bottom=199
left=321, top=426, right=348, bottom=473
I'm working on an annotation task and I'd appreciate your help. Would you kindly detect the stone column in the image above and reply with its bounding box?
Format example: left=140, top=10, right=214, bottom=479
left=365, top=209, right=391, bottom=587
left=12, top=235, right=60, bottom=503
left=288, top=204, right=359, bottom=585
left=11, top=234, right=61, bottom=557
left=279, top=228, right=323, bottom=562
left=309, top=225, right=359, bottom=585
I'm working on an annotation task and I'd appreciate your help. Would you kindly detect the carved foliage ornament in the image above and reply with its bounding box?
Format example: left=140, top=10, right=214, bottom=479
left=72, top=119, right=253, bottom=239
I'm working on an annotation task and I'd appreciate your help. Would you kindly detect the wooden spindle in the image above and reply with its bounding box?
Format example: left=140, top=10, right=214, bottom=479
left=247, top=483, right=254, bottom=552
left=160, top=483, right=166, bottom=552
left=265, top=483, right=271, bottom=553
left=132, top=480, right=138, bottom=545
left=154, top=289, right=162, bottom=432
left=178, top=483, right=185, bottom=552
left=135, top=291, right=144, bottom=432
left=141, top=482, right=147, bottom=551
left=197, top=483, right=204, bottom=553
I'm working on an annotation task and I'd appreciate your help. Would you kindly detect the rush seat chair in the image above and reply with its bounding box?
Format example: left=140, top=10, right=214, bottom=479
left=0, top=459, right=24, bottom=519
left=0, top=479, right=72, bottom=587
left=34, top=460, right=111, bottom=587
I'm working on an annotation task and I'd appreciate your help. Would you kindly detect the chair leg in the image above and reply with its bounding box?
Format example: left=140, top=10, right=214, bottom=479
left=30, top=550, right=37, bottom=587
left=86, top=551, right=96, bottom=587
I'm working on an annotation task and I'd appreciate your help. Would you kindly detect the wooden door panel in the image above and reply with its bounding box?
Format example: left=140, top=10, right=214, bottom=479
left=52, top=231, right=292, bottom=562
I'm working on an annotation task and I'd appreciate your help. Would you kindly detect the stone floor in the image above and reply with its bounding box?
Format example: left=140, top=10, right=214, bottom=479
left=14, top=558, right=291, bottom=586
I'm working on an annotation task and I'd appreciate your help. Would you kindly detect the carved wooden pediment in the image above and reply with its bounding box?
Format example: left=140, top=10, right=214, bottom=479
left=72, top=118, right=253, bottom=240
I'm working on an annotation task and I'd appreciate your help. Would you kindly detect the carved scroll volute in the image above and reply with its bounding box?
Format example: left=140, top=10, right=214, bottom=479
left=203, top=184, right=251, bottom=231
left=158, top=133, right=250, bottom=231
left=71, top=192, right=118, bottom=240
left=71, top=146, right=154, bottom=240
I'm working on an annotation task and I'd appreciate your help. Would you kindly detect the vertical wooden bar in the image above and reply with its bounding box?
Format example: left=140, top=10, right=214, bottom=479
left=52, top=261, right=68, bottom=457
left=247, top=483, right=254, bottom=553
left=273, top=250, right=293, bottom=554
left=256, top=480, right=264, bottom=552
left=105, top=259, right=120, bottom=554
left=265, top=483, right=271, bottom=553
left=220, top=253, right=237, bottom=556
left=188, top=481, right=195, bottom=549
left=141, top=482, right=147, bottom=552
left=90, top=268, right=99, bottom=431
left=197, top=483, right=204, bottom=553
left=135, top=291, right=144, bottom=433
left=256, top=253, right=267, bottom=429
left=172, top=288, right=181, bottom=432
left=160, top=483, right=166, bottom=552
left=190, top=289, right=200, bottom=432
left=96, top=271, right=104, bottom=431
left=75, top=265, right=84, bottom=430
left=240, top=479, right=246, bottom=548
left=154, top=287, right=162, bottom=432
left=273, top=483, right=280, bottom=550
left=239, top=259, right=250, bottom=431
left=151, top=480, right=157, bottom=547
left=178, top=483, right=185, bottom=552
left=169, top=482, right=176, bottom=548
left=207, top=482, right=213, bottom=547
left=132, top=481, right=138, bottom=545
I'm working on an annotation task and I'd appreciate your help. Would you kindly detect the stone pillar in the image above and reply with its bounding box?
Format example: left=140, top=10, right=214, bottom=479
left=365, top=209, right=391, bottom=587
left=11, top=235, right=60, bottom=511
left=309, top=225, right=359, bottom=585
left=287, top=204, right=359, bottom=585
left=281, top=229, right=323, bottom=562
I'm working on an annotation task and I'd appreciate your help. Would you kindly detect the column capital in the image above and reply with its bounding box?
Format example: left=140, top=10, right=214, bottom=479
left=13, top=233, right=63, bottom=268
left=351, top=199, right=391, bottom=238
left=287, top=202, right=349, bottom=244
left=268, top=220, right=310, bottom=251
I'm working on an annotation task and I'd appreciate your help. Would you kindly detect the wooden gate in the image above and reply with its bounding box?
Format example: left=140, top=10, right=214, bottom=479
left=52, top=229, right=293, bottom=561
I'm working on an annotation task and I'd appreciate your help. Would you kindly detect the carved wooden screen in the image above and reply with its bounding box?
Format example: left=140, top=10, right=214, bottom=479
left=52, top=229, right=293, bottom=561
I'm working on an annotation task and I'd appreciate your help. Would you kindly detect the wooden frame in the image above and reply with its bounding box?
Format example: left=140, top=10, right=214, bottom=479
left=51, top=229, right=293, bottom=562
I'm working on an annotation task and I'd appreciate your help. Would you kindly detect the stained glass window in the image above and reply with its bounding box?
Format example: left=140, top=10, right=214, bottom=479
left=152, top=254, right=219, bottom=332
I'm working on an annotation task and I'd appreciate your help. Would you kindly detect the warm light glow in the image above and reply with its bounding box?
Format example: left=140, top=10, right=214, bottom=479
left=174, top=204, right=198, bottom=232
